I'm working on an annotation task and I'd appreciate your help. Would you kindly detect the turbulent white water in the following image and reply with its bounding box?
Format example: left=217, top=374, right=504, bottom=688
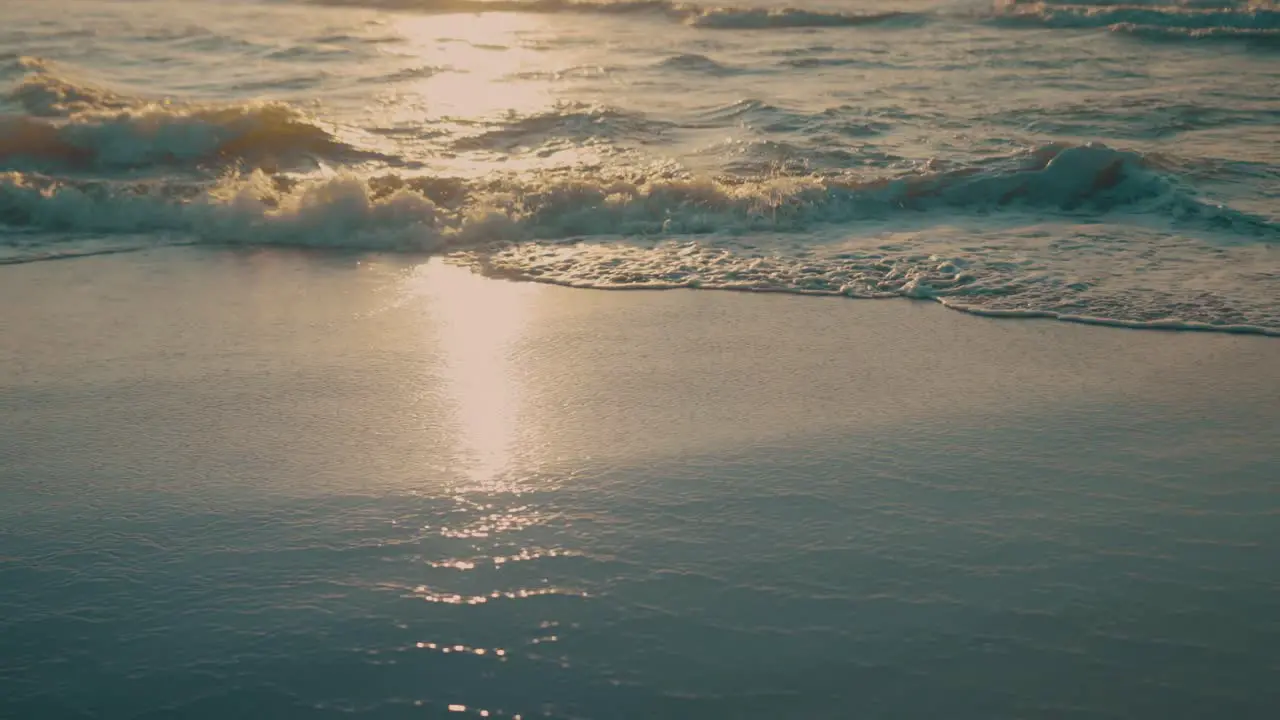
left=2, top=0, right=1278, bottom=332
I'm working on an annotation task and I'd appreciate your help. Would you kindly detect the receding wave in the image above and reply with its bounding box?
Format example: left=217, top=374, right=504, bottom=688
left=3, top=70, right=378, bottom=171
left=0, top=240, right=170, bottom=266
left=301, top=0, right=921, bottom=30
left=462, top=233, right=1280, bottom=337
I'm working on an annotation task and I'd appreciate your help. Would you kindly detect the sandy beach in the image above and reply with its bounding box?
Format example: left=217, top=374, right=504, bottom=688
left=3, top=247, right=1278, bottom=718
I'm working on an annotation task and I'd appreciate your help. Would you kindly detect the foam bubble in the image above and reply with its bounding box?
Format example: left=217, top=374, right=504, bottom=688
left=456, top=225, right=1280, bottom=335
left=0, top=170, right=448, bottom=251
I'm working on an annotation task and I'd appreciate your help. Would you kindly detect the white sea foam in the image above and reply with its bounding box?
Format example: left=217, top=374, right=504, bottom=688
left=456, top=225, right=1280, bottom=335
left=2, top=143, right=1271, bottom=245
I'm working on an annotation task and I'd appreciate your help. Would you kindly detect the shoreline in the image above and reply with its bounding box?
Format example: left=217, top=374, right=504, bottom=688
left=462, top=268, right=1280, bottom=338
left=6, top=244, right=1277, bottom=338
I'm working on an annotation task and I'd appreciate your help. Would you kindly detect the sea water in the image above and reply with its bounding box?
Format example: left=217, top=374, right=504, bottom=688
left=2, top=1, right=1280, bottom=718
left=2, top=0, right=1279, bottom=331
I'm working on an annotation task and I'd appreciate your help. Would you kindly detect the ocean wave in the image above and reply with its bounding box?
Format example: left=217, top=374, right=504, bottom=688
left=1107, top=20, right=1280, bottom=40
left=994, top=2, right=1280, bottom=34
left=654, top=54, right=742, bottom=75
left=991, top=96, right=1280, bottom=139
left=5, top=143, right=1277, bottom=333
left=696, top=137, right=867, bottom=174
left=301, top=0, right=921, bottom=30
left=450, top=104, right=673, bottom=153
left=998, top=0, right=1275, bottom=9
left=1, top=144, right=1273, bottom=250
left=690, top=98, right=788, bottom=125
left=8, top=62, right=135, bottom=118
left=508, top=65, right=619, bottom=81
left=0, top=106, right=372, bottom=172
left=685, top=8, right=915, bottom=29
left=3, top=70, right=378, bottom=171
left=0, top=241, right=166, bottom=265
left=691, top=101, right=899, bottom=139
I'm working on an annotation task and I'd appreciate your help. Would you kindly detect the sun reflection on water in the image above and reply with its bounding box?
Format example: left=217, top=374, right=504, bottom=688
left=367, top=12, right=616, bottom=174
left=380, top=14, right=554, bottom=124
left=410, top=260, right=540, bottom=489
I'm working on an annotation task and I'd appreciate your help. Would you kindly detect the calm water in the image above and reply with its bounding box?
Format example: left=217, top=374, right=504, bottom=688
left=3, top=246, right=1278, bottom=719
left=3, top=0, right=1280, bottom=718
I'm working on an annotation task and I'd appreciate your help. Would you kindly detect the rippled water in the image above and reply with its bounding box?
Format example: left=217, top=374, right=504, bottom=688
left=2, top=0, right=1278, bottom=331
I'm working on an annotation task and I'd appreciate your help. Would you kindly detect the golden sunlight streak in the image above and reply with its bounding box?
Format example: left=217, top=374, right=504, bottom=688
left=412, top=260, right=539, bottom=489
left=384, top=14, right=553, bottom=123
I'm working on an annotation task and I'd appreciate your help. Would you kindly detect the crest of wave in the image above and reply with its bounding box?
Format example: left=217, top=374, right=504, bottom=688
left=2, top=61, right=367, bottom=170
left=0, top=165, right=817, bottom=250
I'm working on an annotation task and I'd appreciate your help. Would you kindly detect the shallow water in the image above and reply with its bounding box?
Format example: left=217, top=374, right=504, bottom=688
left=1, top=0, right=1278, bottom=331
left=3, top=250, right=1280, bottom=719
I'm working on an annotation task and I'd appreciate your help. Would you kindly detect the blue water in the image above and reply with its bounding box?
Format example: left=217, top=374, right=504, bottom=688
left=3, top=1, right=1280, bottom=718
left=2, top=245, right=1279, bottom=719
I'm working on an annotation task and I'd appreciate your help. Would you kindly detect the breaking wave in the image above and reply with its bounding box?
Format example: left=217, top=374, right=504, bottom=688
left=2, top=67, right=379, bottom=171
left=8, top=61, right=136, bottom=117
left=1, top=143, right=1273, bottom=248
left=0, top=107, right=370, bottom=171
